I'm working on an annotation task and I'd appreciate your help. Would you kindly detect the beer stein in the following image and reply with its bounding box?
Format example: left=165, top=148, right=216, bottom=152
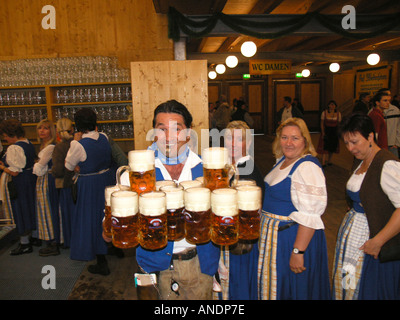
left=116, top=150, right=156, bottom=195
left=160, top=185, right=185, bottom=241
left=103, top=185, right=129, bottom=239
left=236, top=186, right=261, bottom=240
left=184, top=187, right=211, bottom=244
left=195, top=176, right=204, bottom=186
left=202, top=147, right=237, bottom=191
left=139, top=191, right=168, bottom=250
left=211, top=188, right=239, bottom=246
left=232, top=179, right=256, bottom=188
left=179, top=179, right=203, bottom=190
left=156, top=180, right=176, bottom=191
left=110, top=190, right=139, bottom=249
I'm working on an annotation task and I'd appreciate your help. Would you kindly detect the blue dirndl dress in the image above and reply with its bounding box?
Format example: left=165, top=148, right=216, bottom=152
left=333, top=188, right=400, bottom=300
left=258, top=155, right=331, bottom=300
left=70, top=134, right=113, bottom=261
left=9, top=141, right=37, bottom=235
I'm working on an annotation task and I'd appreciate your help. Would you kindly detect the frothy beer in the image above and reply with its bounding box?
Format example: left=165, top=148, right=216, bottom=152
left=203, top=147, right=231, bottom=191
left=211, top=188, right=239, bottom=246
left=179, top=179, right=203, bottom=190
left=236, top=185, right=261, bottom=240
left=110, top=190, right=139, bottom=249
left=117, top=150, right=156, bottom=195
left=160, top=185, right=185, bottom=241
left=184, top=187, right=211, bottom=244
left=139, top=191, right=168, bottom=250
left=156, top=180, right=176, bottom=190
left=103, top=185, right=129, bottom=238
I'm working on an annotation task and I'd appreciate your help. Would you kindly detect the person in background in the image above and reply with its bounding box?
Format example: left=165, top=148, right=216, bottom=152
left=51, top=118, right=75, bottom=249
left=353, top=93, right=371, bottom=115
left=231, top=100, right=254, bottom=128
left=379, top=88, right=400, bottom=158
left=392, top=94, right=400, bottom=109
left=369, top=91, right=390, bottom=150
left=259, top=117, right=330, bottom=300
left=34, top=119, right=60, bottom=256
left=276, top=96, right=303, bottom=126
left=214, top=95, right=233, bottom=131
left=0, top=119, right=37, bottom=255
left=216, top=120, right=264, bottom=300
left=292, top=98, right=304, bottom=114
left=332, top=113, right=400, bottom=300
left=65, top=108, right=113, bottom=275
left=317, top=100, right=342, bottom=167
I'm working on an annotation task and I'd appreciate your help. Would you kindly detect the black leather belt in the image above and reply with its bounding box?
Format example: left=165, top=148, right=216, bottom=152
left=172, top=248, right=197, bottom=261
left=278, top=221, right=297, bottom=232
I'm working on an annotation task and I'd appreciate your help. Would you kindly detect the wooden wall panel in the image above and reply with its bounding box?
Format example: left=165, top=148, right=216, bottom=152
left=248, top=84, right=262, bottom=113
left=0, top=0, right=173, bottom=67
left=131, top=60, right=209, bottom=153
left=300, top=83, right=320, bottom=111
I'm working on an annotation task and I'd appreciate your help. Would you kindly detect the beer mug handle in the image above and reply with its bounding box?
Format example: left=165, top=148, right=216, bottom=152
left=116, top=165, right=130, bottom=189
left=227, top=164, right=238, bottom=187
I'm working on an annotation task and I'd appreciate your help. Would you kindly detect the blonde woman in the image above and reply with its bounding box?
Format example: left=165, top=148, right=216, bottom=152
left=33, top=119, right=60, bottom=256
left=258, top=118, right=331, bottom=299
left=51, top=118, right=75, bottom=248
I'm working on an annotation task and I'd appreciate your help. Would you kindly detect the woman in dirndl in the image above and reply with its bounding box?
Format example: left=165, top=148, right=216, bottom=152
left=34, top=119, right=61, bottom=256
left=332, top=113, right=400, bottom=300
left=258, top=117, right=331, bottom=300
left=65, top=108, right=113, bottom=275
left=0, top=119, right=37, bottom=255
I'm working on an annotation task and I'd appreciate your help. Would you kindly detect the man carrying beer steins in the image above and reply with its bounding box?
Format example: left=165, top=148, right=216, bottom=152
left=118, top=100, right=220, bottom=300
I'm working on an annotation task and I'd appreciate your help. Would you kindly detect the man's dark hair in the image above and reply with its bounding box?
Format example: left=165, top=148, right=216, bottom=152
left=0, top=119, right=25, bottom=138
left=153, top=100, right=193, bottom=128
left=75, top=108, right=97, bottom=133
left=284, top=96, right=292, bottom=103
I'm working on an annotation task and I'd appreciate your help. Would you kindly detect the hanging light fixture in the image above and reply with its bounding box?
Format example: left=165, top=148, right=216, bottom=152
left=241, top=41, right=257, bottom=58
left=329, top=63, right=340, bottom=73
left=301, top=69, right=311, bottom=77
left=225, top=55, right=238, bottom=68
left=215, top=64, right=226, bottom=74
left=208, top=71, right=217, bottom=79
left=367, top=53, right=380, bottom=66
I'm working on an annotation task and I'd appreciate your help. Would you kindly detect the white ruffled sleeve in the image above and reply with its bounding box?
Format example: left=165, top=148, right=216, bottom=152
left=5, top=144, right=26, bottom=172
left=381, top=160, right=400, bottom=208
left=33, top=144, right=55, bottom=176
left=289, top=161, right=327, bottom=229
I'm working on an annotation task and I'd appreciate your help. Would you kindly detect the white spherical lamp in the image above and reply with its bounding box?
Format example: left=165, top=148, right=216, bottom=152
left=301, top=69, right=311, bottom=77
left=215, top=64, right=226, bottom=74
left=225, top=55, right=238, bottom=68
left=208, top=71, right=217, bottom=79
left=241, top=41, right=257, bottom=58
left=367, top=53, right=380, bottom=66
left=329, top=63, right=340, bottom=73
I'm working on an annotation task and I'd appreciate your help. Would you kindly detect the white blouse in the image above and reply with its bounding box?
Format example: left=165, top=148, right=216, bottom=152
left=33, top=144, right=55, bottom=177
left=264, top=157, right=327, bottom=230
left=65, top=131, right=108, bottom=171
left=347, top=160, right=400, bottom=208
left=3, top=139, right=30, bottom=172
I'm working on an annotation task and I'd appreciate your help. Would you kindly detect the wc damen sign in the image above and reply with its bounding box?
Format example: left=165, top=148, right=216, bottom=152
left=249, top=60, right=292, bottom=75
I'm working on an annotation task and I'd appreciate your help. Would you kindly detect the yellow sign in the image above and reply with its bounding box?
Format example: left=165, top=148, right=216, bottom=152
left=355, top=66, right=390, bottom=98
left=249, top=60, right=291, bottom=75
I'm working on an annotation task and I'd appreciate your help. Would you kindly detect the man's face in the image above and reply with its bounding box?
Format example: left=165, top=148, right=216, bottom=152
left=283, top=99, right=290, bottom=108
left=154, top=112, right=189, bottom=158
left=376, top=95, right=391, bottom=111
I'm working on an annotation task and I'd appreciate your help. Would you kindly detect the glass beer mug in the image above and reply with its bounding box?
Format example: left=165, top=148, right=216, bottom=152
left=103, top=185, right=129, bottom=239
left=236, top=185, right=261, bottom=241
left=156, top=180, right=176, bottom=191
left=211, top=188, right=239, bottom=246
left=139, top=191, right=168, bottom=250
left=110, top=190, right=139, bottom=249
left=202, top=147, right=236, bottom=191
left=160, top=185, right=185, bottom=241
left=179, top=179, right=203, bottom=190
left=116, top=150, right=156, bottom=195
left=184, top=187, right=211, bottom=244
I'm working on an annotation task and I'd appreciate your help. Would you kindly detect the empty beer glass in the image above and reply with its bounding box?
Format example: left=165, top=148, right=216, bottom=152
left=103, top=185, right=129, bottom=239
left=202, top=147, right=236, bottom=191
left=236, top=185, right=261, bottom=240
left=211, top=188, right=239, bottom=246
left=116, top=150, right=156, bottom=195
left=139, top=191, right=168, bottom=250
left=160, top=185, right=185, bottom=241
left=110, top=190, right=139, bottom=249
left=184, top=187, right=211, bottom=244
